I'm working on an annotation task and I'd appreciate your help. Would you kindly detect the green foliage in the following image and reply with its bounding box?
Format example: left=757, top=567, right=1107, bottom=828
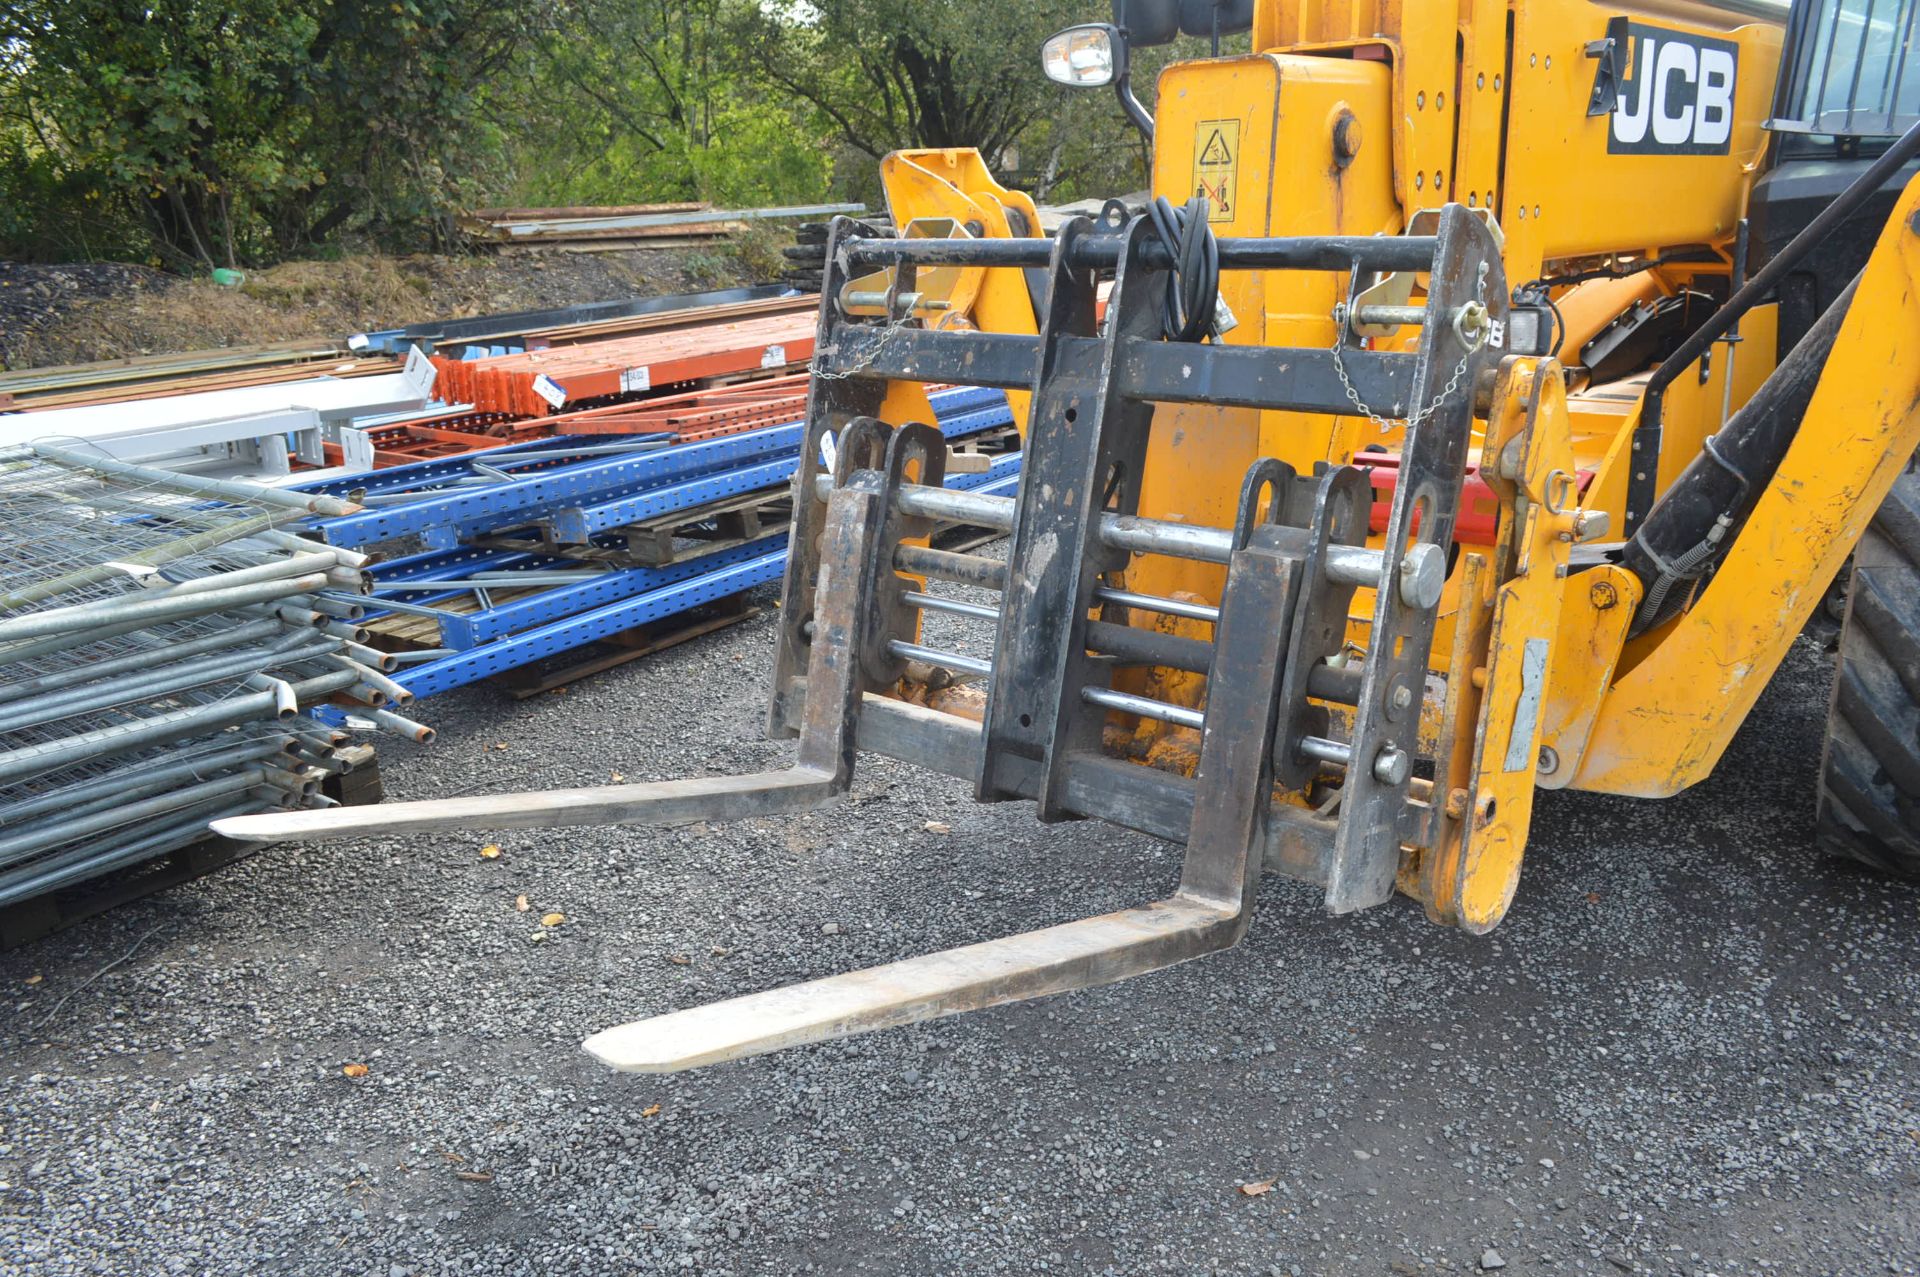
left=491, top=0, right=831, bottom=210
left=0, top=0, right=1240, bottom=268
left=734, top=0, right=1084, bottom=161
left=1, top=0, right=532, bottom=267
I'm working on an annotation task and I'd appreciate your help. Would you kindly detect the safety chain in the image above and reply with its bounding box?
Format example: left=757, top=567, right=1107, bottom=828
left=1331, top=341, right=1476, bottom=435
left=810, top=313, right=918, bottom=383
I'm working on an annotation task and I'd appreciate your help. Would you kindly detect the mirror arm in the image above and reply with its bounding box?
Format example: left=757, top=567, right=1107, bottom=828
left=1114, top=67, right=1154, bottom=142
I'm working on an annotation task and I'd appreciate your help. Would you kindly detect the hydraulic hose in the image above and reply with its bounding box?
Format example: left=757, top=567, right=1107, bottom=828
left=1621, top=272, right=1860, bottom=634
left=1145, top=195, right=1221, bottom=343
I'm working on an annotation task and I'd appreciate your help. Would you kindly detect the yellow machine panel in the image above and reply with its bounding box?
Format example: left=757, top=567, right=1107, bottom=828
left=1139, top=53, right=1400, bottom=611
left=1501, top=0, right=1782, bottom=281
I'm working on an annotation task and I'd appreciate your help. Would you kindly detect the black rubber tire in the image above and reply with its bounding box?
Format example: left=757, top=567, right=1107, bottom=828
left=1817, top=450, right=1920, bottom=878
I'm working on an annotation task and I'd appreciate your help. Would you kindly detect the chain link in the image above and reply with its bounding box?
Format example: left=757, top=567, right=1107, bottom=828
left=810, top=314, right=920, bottom=383
left=1332, top=340, right=1476, bottom=435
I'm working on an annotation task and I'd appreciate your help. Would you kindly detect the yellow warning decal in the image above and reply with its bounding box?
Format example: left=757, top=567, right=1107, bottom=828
left=1192, top=119, right=1239, bottom=223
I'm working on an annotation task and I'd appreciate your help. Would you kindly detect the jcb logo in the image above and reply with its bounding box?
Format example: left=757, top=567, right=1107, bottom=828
left=1608, top=23, right=1738, bottom=156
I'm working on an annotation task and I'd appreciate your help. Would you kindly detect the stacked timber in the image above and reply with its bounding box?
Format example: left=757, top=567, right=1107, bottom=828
left=459, top=203, right=865, bottom=253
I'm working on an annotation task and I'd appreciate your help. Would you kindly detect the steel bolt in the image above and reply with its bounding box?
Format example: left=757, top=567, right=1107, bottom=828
left=1371, top=744, right=1411, bottom=786
left=1398, top=543, right=1445, bottom=610
left=1390, top=684, right=1414, bottom=711
left=1590, top=580, right=1618, bottom=610
left=1572, top=509, right=1611, bottom=543
left=1333, top=110, right=1363, bottom=167
left=1537, top=745, right=1560, bottom=775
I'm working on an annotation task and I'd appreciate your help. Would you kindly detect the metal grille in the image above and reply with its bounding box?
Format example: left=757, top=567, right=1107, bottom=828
left=1771, top=0, right=1920, bottom=137
left=0, top=445, right=415, bottom=905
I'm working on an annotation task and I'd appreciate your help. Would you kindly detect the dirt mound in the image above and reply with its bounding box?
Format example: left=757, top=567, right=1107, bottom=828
left=0, top=262, right=176, bottom=367
left=4, top=241, right=773, bottom=370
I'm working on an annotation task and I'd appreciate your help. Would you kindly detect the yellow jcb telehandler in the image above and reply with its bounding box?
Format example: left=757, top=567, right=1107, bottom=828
left=221, top=0, right=1920, bottom=1073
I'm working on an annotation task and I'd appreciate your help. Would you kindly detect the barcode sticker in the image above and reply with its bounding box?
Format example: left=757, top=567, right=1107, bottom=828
left=621, top=366, right=651, bottom=393
left=532, top=374, right=566, bottom=407
left=760, top=345, right=787, bottom=369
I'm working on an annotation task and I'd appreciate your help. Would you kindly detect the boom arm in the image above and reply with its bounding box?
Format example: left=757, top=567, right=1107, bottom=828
left=1572, top=169, right=1920, bottom=795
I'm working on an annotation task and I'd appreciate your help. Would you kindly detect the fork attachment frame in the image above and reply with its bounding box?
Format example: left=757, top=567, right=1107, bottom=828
left=215, top=207, right=1506, bottom=1073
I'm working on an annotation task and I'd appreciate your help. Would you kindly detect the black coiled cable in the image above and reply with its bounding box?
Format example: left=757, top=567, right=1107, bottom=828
left=1145, top=195, right=1220, bottom=344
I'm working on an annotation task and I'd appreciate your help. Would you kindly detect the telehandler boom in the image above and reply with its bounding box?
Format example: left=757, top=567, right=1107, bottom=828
left=219, top=0, right=1920, bottom=1071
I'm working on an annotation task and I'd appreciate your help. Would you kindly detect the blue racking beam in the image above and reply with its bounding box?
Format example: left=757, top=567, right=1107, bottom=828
left=546, top=402, right=1012, bottom=544
left=304, top=386, right=1018, bottom=700
left=371, top=541, right=535, bottom=582
left=297, top=432, right=672, bottom=499
left=436, top=450, right=1024, bottom=649
left=506, top=457, right=795, bottom=551
left=311, top=427, right=802, bottom=547
left=377, top=450, right=1022, bottom=700
left=949, top=453, right=1021, bottom=498
left=337, top=405, right=1014, bottom=642
left=349, top=548, right=570, bottom=636
left=309, top=386, right=1008, bottom=548
left=439, top=539, right=785, bottom=649
left=354, top=450, right=1020, bottom=652
left=390, top=548, right=790, bottom=699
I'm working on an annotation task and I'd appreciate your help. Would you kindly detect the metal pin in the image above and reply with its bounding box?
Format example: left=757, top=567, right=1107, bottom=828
left=1093, top=587, right=1220, bottom=624
left=1080, top=686, right=1206, bottom=731
left=886, top=640, right=992, bottom=678
left=1298, top=735, right=1353, bottom=767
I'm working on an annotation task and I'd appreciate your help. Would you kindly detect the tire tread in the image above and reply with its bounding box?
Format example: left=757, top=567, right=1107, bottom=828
left=1818, top=455, right=1920, bottom=879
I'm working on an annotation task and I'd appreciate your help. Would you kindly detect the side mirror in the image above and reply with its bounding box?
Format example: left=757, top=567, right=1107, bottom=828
left=1041, top=24, right=1125, bottom=88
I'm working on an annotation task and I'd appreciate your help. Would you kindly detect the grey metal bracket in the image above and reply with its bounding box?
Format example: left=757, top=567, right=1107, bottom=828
left=1271, top=464, right=1373, bottom=792
left=767, top=217, right=892, bottom=742
left=1585, top=17, right=1631, bottom=117
left=1322, top=204, right=1506, bottom=913
left=979, top=216, right=1165, bottom=815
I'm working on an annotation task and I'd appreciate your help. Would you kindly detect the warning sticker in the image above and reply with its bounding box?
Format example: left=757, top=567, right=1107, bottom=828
left=1191, top=119, right=1240, bottom=223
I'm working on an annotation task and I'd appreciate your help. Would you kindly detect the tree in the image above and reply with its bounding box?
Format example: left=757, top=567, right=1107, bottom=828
left=489, top=0, right=831, bottom=209
left=0, top=0, right=1231, bottom=268
left=732, top=0, right=1085, bottom=169
left=0, top=0, right=538, bottom=267
left=278, top=0, right=535, bottom=251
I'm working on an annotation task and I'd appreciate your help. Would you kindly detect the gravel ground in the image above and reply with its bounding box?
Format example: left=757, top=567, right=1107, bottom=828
left=2, top=598, right=1916, bottom=1276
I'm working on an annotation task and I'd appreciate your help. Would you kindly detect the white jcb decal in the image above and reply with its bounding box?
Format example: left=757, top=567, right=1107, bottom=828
left=1608, top=23, right=1737, bottom=157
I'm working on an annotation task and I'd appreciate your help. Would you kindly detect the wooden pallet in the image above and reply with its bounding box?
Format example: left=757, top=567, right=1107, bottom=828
left=0, top=746, right=384, bottom=950
left=491, top=594, right=761, bottom=699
